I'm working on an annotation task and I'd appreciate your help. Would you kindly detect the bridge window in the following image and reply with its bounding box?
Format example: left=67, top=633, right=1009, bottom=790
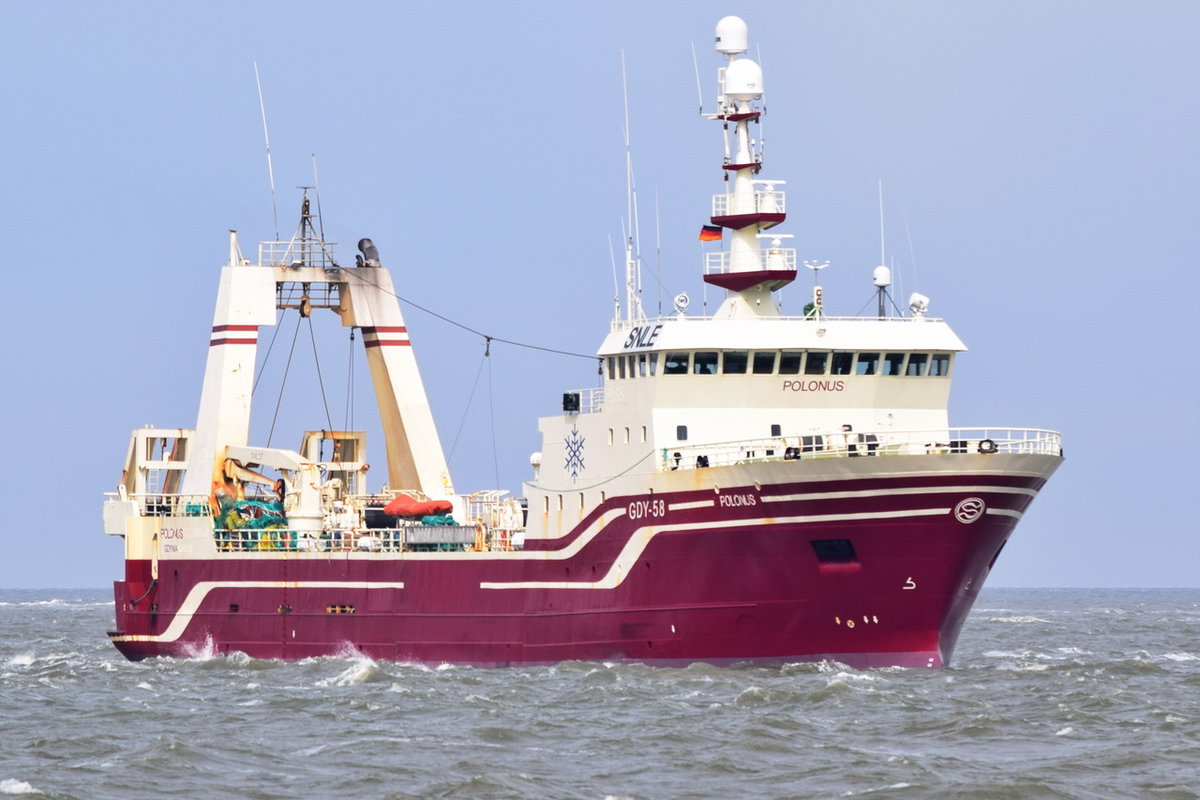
left=723, top=350, right=748, bottom=374
left=753, top=351, right=777, bottom=374
left=607, top=358, right=616, bottom=380
left=882, top=352, right=905, bottom=375
left=929, top=353, right=952, bottom=376
left=804, top=351, right=829, bottom=375
left=638, top=353, right=649, bottom=377
left=664, top=352, right=689, bottom=374
left=693, top=352, right=719, bottom=375
left=779, top=351, right=803, bottom=374
left=618, top=357, right=627, bottom=379
left=831, top=352, right=854, bottom=375
left=906, top=353, right=928, bottom=376
left=855, top=352, right=880, bottom=375
left=648, top=352, right=658, bottom=376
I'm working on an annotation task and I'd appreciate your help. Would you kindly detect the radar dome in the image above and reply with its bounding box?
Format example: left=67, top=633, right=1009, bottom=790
left=873, top=265, right=892, bottom=287
left=715, top=16, right=749, bottom=55
left=724, top=58, right=763, bottom=102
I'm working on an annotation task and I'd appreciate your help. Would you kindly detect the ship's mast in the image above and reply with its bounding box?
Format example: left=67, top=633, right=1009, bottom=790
left=702, top=17, right=796, bottom=318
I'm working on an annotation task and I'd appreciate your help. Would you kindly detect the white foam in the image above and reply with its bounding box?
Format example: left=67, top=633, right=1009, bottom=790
left=179, top=635, right=218, bottom=661
left=0, top=778, right=42, bottom=795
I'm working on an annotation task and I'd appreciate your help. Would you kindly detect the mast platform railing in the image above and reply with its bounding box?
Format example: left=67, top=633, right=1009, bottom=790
left=705, top=248, right=797, bottom=274
left=257, top=239, right=339, bottom=269
left=712, top=189, right=787, bottom=218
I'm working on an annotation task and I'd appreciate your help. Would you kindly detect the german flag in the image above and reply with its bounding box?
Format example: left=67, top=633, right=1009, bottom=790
left=699, top=225, right=722, bottom=242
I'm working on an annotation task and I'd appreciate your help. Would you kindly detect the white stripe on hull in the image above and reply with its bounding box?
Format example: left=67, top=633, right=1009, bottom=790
left=482, top=506, right=955, bottom=590
left=110, top=580, right=405, bottom=644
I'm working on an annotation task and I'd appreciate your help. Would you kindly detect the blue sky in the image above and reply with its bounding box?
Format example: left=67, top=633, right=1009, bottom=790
left=1, top=0, right=1196, bottom=589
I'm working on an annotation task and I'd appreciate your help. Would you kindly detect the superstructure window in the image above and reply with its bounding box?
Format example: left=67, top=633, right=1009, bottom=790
left=664, top=352, right=689, bottom=374
left=779, top=351, right=803, bottom=374
left=929, top=353, right=951, bottom=376
left=906, top=353, right=928, bottom=376
left=607, top=358, right=616, bottom=380
left=618, top=357, right=627, bottom=379
left=676, top=425, right=688, bottom=441
left=638, top=353, right=649, bottom=377
left=831, top=352, right=854, bottom=375
left=626, top=355, right=636, bottom=378
left=855, top=352, right=880, bottom=375
left=723, top=350, right=748, bottom=374
left=804, top=351, right=829, bottom=375
left=752, top=351, right=777, bottom=374
left=693, top=352, right=719, bottom=375
left=648, top=353, right=658, bottom=376
left=882, top=352, right=905, bottom=375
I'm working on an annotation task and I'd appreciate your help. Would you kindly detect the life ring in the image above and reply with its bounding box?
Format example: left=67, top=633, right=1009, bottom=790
left=978, top=438, right=998, bottom=455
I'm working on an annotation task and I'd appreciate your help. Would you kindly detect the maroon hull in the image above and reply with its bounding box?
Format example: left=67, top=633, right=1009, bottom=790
left=110, top=471, right=1042, bottom=668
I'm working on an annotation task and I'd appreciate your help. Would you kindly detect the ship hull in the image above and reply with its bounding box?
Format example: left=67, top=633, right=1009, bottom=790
left=109, top=455, right=1057, bottom=668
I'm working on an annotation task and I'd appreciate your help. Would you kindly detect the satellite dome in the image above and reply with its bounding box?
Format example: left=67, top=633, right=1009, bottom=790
left=715, top=16, right=749, bottom=55
left=724, top=57, right=763, bottom=102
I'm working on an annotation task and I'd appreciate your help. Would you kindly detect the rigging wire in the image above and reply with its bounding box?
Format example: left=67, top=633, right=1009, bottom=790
left=343, top=327, right=356, bottom=432
left=306, top=315, right=335, bottom=432
left=266, top=312, right=303, bottom=447
left=349, top=268, right=595, bottom=361
left=448, top=342, right=489, bottom=462
left=252, top=307, right=286, bottom=395
left=487, top=339, right=500, bottom=488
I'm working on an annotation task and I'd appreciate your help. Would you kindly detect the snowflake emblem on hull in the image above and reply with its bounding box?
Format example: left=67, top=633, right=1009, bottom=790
left=564, top=425, right=586, bottom=480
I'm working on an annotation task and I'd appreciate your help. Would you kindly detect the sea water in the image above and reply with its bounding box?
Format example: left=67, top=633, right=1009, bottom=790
left=2, top=588, right=1197, bottom=799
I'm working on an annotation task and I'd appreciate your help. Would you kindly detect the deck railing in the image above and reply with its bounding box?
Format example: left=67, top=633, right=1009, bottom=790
left=213, top=524, right=488, bottom=553
left=662, top=427, right=1062, bottom=471
left=103, top=493, right=213, bottom=518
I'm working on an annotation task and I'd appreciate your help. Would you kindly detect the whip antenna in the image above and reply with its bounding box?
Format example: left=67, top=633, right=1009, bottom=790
left=311, top=153, right=326, bottom=242
left=254, top=62, right=280, bottom=240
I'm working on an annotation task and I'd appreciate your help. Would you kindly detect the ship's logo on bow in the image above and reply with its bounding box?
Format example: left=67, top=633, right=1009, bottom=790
left=564, top=426, right=586, bottom=480
left=953, top=497, right=986, bottom=524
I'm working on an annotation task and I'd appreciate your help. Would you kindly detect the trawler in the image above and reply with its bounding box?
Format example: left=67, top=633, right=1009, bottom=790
left=103, top=16, right=1061, bottom=668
